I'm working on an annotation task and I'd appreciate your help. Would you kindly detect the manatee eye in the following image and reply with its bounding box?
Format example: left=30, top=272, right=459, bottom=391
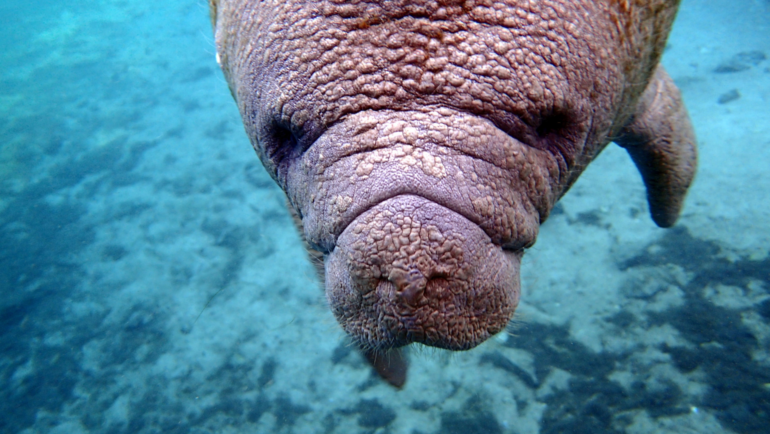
left=273, top=124, right=297, bottom=154
left=263, top=122, right=301, bottom=180
left=260, top=111, right=322, bottom=182
left=536, top=111, right=571, bottom=139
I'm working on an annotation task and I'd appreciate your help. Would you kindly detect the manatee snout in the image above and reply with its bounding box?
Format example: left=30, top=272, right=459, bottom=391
left=326, top=195, right=521, bottom=351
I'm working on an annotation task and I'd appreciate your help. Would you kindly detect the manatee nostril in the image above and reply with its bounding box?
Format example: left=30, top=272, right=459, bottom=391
left=399, top=280, right=425, bottom=307
left=395, top=269, right=427, bottom=307
left=428, top=270, right=449, bottom=280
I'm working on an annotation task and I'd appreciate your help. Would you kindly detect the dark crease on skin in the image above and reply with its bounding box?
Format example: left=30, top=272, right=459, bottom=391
left=341, top=161, right=503, bottom=227
left=314, top=129, right=504, bottom=181
left=316, top=188, right=504, bottom=255
left=306, top=112, right=556, bottom=178
left=298, top=164, right=541, bottom=252
left=315, top=105, right=587, bottom=172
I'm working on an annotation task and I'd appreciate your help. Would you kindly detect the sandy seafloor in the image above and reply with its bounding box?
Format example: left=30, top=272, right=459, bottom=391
left=1, top=0, right=769, bottom=433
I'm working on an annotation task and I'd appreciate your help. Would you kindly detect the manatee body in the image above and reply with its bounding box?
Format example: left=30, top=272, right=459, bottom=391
left=208, top=0, right=696, bottom=385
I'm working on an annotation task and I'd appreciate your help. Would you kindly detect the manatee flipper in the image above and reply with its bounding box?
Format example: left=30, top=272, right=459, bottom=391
left=615, top=66, right=697, bottom=228
left=362, top=347, right=408, bottom=388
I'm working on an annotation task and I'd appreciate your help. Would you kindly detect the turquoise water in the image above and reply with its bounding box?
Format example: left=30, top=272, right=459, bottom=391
left=1, top=1, right=769, bottom=433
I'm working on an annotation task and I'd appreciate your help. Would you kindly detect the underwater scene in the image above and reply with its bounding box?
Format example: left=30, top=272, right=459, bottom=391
left=1, top=0, right=769, bottom=433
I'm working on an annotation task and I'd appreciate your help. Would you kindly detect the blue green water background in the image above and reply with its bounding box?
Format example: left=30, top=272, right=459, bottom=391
left=1, top=1, right=769, bottom=433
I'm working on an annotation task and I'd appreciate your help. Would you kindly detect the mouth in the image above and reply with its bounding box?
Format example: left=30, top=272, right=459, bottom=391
left=324, top=194, right=522, bottom=351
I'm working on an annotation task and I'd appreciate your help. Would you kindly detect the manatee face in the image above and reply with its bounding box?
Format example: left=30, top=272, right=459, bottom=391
left=209, top=0, right=688, bottom=351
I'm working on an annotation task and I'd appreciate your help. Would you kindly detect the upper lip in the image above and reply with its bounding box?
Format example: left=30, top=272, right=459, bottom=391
left=291, top=108, right=558, bottom=253
left=311, top=153, right=517, bottom=254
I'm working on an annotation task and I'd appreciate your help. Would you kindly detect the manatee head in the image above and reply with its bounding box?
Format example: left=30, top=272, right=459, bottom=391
left=209, top=0, right=683, bottom=351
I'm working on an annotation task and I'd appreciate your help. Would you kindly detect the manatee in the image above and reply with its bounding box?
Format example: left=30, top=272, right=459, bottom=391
left=207, top=0, right=696, bottom=387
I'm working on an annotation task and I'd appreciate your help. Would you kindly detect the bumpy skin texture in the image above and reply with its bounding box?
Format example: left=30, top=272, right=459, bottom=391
left=209, top=0, right=696, bottom=355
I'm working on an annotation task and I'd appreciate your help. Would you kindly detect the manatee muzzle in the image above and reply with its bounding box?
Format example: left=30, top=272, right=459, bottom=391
left=325, top=194, right=521, bottom=351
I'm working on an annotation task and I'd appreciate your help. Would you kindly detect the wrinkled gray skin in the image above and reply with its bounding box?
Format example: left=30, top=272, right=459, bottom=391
left=208, top=0, right=696, bottom=385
